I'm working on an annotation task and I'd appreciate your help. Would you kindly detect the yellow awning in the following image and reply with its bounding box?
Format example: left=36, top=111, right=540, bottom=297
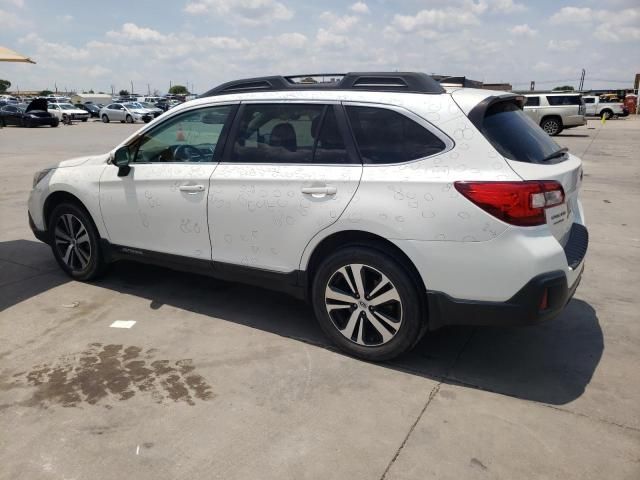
left=0, top=46, right=35, bottom=63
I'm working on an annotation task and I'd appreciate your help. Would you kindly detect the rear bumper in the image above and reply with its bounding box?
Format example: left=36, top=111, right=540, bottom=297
left=563, top=115, right=587, bottom=128
left=427, top=268, right=583, bottom=329
left=426, top=223, right=588, bottom=329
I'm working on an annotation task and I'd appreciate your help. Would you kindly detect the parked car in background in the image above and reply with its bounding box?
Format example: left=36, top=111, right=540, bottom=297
left=523, top=93, right=586, bottom=136
left=99, top=102, right=153, bottom=123
left=27, top=72, right=588, bottom=361
left=582, top=96, right=628, bottom=119
left=74, top=103, right=101, bottom=118
left=0, top=99, right=59, bottom=127
left=48, top=103, right=90, bottom=123
left=139, top=101, right=163, bottom=118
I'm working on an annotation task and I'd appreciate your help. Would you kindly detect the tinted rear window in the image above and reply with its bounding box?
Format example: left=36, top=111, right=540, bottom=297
left=481, top=102, right=564, bottom=164
left=525, top=96, right=540, bottom=106
left=546, top=95, right=582, bottom=106
left=346, top=106, right=446, bottom=164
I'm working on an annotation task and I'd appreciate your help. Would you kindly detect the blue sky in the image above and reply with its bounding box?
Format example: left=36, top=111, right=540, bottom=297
left=1, top=0, right=638, bottom=94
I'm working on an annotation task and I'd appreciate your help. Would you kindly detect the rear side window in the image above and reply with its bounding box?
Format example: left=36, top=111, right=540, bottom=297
left=346, top=106, right=445, bottom=164
left=524, top=96, right=540, bottom=107
left=546, top=95, right=581, bottom=106
left=583, top=98, right=595, bottom=104
left=230, top=104, right=351, bottom=164
left=481, top=101, right=564, bottom=164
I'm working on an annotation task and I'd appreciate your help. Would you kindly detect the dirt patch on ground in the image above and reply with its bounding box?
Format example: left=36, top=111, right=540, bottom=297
left=8, top=343, right=214, bottom=407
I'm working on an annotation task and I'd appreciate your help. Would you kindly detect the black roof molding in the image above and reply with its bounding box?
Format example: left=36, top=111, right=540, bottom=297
left=199, top=72, right=445, bottom=98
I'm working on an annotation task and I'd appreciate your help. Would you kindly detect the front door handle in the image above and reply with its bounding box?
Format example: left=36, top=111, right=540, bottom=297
left=301, top=186, right=337, bottom=196
left=179, top=184, right=205, bottom=193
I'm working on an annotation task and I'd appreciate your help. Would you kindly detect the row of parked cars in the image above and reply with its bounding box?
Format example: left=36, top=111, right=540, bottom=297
left=521, top=92, right=629, bottom=136
left=0, top=96, right=184, bottom=128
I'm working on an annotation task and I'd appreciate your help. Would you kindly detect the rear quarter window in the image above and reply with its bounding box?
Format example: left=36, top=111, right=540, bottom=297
left=345, top=106, right=446, bottom=164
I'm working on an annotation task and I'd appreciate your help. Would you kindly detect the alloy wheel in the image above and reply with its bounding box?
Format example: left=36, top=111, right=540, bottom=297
left=543, top=120, right=559, bottom=135
left=324, top=263, right=403, bottom=346
left=54, top=213, right=92, bottom=271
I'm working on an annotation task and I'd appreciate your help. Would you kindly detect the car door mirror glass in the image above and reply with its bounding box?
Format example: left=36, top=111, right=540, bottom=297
left=113, top=146, right=131, bottom=167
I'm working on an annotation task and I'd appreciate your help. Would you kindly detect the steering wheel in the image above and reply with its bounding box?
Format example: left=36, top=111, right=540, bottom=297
left=173, top=144, right=203, bottom=162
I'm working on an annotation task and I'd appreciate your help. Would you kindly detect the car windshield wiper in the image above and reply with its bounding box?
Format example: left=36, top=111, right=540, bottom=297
left=541, top=147, right=568, bottom=162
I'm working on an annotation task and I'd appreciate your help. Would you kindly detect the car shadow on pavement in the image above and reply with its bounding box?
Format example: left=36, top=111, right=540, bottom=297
left=0, top=239, right=603, bottom=406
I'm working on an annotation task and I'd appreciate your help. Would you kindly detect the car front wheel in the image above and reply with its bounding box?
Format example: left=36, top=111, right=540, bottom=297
left=48, top=202, right=106, bottom=281
left=125, top=115, right=133, bottom=123
left=312, top=247, right=425, bottom=361
left=102, top=115, right=109, bottom=123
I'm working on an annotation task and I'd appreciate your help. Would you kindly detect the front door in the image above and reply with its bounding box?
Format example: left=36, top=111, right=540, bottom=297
left=99, top=104, right=235, bottom=259
left=208, top=102, right=362, bottom=272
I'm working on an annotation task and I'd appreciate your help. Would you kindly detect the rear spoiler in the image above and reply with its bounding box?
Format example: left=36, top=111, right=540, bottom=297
left=467, top=94, right=525, bottom=130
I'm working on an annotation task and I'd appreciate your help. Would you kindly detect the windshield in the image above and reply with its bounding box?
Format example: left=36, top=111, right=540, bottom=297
left=125, top=102, right=143, bottom=109
left=481, top=101, right=565, bottom=164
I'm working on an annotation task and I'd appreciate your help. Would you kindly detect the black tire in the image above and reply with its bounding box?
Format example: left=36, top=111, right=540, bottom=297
left=48, top=202, right=106, bottom=281
left=102, top=115, right=109, bottom=123
left=601, top=109, right=613, bottom=120
left=51, top=119, right=59, bottom=127
left=540, top=117, right=562, bottom=136
left=125, top=115, right=133, bottom=124
left=82, top=118, right=88, bottom=122
left=0, top=117, right=5, bottom=127
left=311, top=247, right=425, bottom=361
left=22, top=118, right=31, bottom=128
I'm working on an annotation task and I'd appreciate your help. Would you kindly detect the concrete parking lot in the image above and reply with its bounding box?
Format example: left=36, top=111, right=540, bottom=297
left=1, top=117, right=639, bottom=479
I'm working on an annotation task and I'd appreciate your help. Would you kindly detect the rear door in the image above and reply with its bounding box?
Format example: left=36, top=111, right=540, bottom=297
left=208, top=102, right=362, bottom=272
left=583, top=97, right=596, bottom=115
left=480, top=100, right=582, bottom=246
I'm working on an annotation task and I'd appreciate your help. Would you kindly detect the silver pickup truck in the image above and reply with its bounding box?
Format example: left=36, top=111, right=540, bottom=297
left=582, top=96, right=629, bottom=119
left=523, top=93, right=586, bottom=136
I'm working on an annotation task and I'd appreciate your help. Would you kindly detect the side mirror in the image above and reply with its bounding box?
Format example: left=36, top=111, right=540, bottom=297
left=113, top=146, right=131, bottom=176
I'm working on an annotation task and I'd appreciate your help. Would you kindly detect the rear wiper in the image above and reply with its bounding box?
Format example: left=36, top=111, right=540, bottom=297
left=541, top=147, right=568, bottom=162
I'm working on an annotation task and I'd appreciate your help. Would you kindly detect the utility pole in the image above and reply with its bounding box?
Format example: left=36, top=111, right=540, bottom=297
left=578, top=69, right=586, bottom=91
left=530, top=81, right=535, bottom=91
left=147, top=83, right=150, bottom=95
left=130, top=80, right=134, bottom=96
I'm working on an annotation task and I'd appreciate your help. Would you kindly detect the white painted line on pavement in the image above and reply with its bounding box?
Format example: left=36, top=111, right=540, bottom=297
left=110, top=320, right=136, bottom=329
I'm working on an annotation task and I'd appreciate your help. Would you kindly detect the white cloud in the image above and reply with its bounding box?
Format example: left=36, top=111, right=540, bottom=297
left=0, top=7, right=29, bottom=27
left=392, top=7, right=480, bottom=33
left=183, top=0, right=293, bottom=25
left=490, top=0, right=526, bottom=13
left=315, top=28, right=349, bottom=48
left=509, top=23, right=536, bottom=36
left=275, top=32, right=307, bottom=49
left=550, top=6, right=593, bottom=24
left=594, top=25, right=640, bottom=43
left=319, top=11, right=359, bottom=32
left=547, top=39, right=580, bottom=51
left=107, top=23, right=164, bottom=42
left=1, top=0, right=25, bottom=7
left=350, top=2, right=369, bottom=14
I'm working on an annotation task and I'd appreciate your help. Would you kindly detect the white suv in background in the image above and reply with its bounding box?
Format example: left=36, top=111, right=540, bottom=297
left=523, top=92, right=586, bottom=135
left=28, top=72, right=588, bottom=361
left=47, top=102, right=90, bottom=123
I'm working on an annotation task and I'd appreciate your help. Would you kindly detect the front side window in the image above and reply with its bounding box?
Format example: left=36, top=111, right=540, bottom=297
left=546, top=95, right=581, bottom=106
left=230, top=104, right=349, bottom=164
left=525, top=96, right=540, bottom=107
left=346, top=106, right=446, bottom=164
left=134, top=105, right=233, bottom=163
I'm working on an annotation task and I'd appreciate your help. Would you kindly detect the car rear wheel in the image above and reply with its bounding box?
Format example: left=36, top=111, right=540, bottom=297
left=101, top=115, right=109, bottom=123
left=82, top=118, right=88, bottom=122
left=22, top=118, right=31, bottom=128
left=125, top=115, right=133, bottom=124
left=48, top=202, right=106, bottom=281
left=51, top=119, right=59, bottom=127
left=541, top=117, right=562, bottom=136
left=601, top=109, right=613, bottom=120
left=311, top=247, right=425, bottom=361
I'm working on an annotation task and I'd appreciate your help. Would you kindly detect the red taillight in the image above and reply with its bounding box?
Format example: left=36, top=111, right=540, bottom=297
left=454, top=181, right=565, bottom=227
left=539, top=288, right=549, bottom=310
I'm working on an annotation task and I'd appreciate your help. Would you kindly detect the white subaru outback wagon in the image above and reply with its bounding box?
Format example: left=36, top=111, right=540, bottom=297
left=28, top=72, right=588, bottom=361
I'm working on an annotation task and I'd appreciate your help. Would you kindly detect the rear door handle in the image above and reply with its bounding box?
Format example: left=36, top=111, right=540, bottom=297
left=179, top=184, right=205, bottom=193
left=301, top=186, right=337, bottom=196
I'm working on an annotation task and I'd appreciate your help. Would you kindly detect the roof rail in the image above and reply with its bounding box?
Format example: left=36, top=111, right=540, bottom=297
left=199, top=72, right=445, bottom=97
